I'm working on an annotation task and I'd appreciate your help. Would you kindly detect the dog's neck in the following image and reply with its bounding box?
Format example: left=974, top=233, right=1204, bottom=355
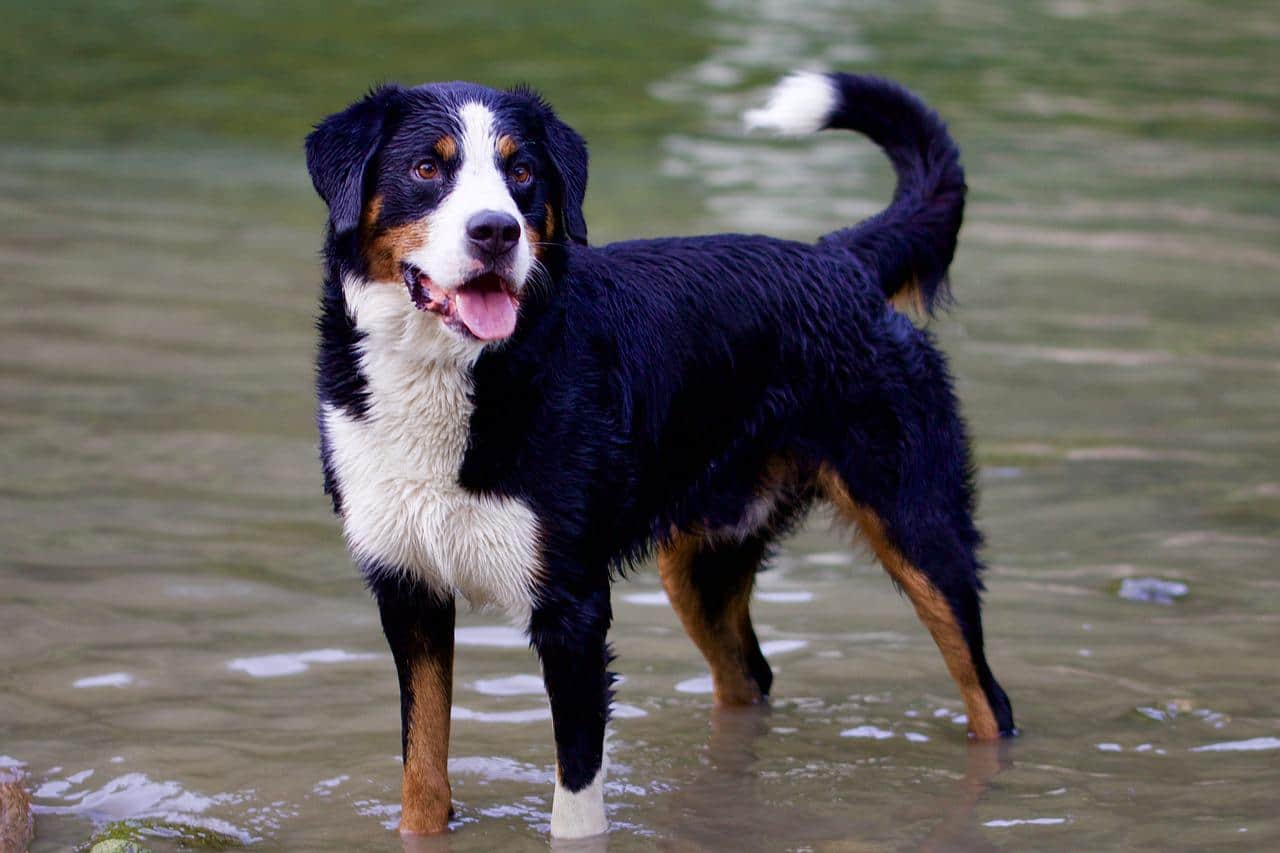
left=323, top=273, right=543, bottom=617
left=339, top=274, right=481, bottom=468
left=342, top=273, right=486, bottom=370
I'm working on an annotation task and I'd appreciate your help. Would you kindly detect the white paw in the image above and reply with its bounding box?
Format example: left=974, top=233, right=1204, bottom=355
left=550, top=765, right=608, bottom=839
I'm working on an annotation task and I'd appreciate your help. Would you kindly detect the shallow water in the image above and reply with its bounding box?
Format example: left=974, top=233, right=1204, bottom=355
left=3, top=0, right=1279, bottom=850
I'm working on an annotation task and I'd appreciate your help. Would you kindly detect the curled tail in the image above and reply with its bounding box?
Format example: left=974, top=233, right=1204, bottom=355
left=745, top=71, right=966, bottom=314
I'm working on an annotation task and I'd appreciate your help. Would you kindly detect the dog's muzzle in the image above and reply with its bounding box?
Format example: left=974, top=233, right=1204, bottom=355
left=403, top=263, right=520, bottom=342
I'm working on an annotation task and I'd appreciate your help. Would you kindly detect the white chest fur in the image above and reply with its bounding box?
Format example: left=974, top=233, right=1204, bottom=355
left=322, top=277, right=542, bottom=618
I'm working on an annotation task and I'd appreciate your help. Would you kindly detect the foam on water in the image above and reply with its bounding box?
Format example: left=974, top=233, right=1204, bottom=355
left=453, top=626, right=528, bottom=648
left=755, top=590, right=814, bottom=603
left=29, top=769, right=256, bottom=843
left=803, top=552, right=851, bottom=566
left=1117, top=577, right=1189, bottom=605
left=759, top=639, right=808, bottom=656
left=472, top=674, right=545, bottom=696
left=840, top=725, right=895, bottom=740
left=449, top=756, right=554, bottom=784
left=1191, top=737, right=1280, bottom=753
left=930, top=707, right=969, bottom=725
left=312, top=774, right=349, bottom=796
left=34, top=779, right=73, bottom=798
left=227, top=649, right=379, bottom=678
left=354, top=798, right=401, bottom=831
left=72, top=672, right=134, bottom=688
left=622, top=591, right=670, bottom=606
left=451, top=706, right=551, bottom=724
left=675, top=676, right=714, bottom=694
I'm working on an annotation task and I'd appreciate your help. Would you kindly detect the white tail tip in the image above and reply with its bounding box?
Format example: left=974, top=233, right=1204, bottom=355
left=743, top=71, right=837, bottom=135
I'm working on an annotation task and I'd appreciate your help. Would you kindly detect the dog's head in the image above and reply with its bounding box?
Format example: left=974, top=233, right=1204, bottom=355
left=307, top=83, right=587, bottom=344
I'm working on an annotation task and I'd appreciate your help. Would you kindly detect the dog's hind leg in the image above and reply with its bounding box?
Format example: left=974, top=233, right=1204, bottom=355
left=658, top=531, right=773, bottom=706
left=818, top=468, right=1015, bottom=740
left=369, top=573, right=456, bottom=835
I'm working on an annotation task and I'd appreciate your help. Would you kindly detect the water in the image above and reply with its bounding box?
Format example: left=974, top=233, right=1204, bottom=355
left=3, top=0, right=1278, bottom=849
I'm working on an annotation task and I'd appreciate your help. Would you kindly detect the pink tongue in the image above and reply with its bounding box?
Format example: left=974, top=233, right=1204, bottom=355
left=454, top=286, right=517, bottom=341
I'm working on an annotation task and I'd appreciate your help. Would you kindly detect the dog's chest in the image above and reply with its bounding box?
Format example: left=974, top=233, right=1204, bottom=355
left=322, top=339, right=541, bottom=616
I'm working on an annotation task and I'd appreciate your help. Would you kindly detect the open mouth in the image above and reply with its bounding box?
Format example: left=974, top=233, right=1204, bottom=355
left=402, top=263, right=519, bottom=342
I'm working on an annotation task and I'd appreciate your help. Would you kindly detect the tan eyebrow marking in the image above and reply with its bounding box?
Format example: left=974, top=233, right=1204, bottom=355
left=434, top=135, right=458, bottom=160
left=497, top=134, right=519, bottom=159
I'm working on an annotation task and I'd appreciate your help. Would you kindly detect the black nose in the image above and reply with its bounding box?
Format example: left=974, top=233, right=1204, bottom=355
left=466, top=210, right=521, bottom=258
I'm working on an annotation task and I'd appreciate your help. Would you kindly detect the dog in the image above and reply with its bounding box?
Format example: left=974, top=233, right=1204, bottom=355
left=306, top=70, right=1015, bottom=840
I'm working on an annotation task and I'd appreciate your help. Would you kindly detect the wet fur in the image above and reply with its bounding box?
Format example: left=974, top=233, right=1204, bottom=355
left=307, top=72, right=1014, bottom=839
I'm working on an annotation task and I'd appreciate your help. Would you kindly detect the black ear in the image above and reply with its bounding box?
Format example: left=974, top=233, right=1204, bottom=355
left=305, top=86, right=402, bottom=235
left=538, top=103, right=590, bottom=246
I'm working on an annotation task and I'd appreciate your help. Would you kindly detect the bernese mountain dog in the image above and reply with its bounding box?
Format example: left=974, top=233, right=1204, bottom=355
left=306, top=70, right=1015, bottom=840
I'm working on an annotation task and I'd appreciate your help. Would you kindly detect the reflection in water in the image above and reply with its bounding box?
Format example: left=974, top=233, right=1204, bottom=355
left=655, top=707, right=1011, bottom=850
left=918, top=742, right=1011, bottom=853
left=402, top=830, right=457, bottom=853
left=653, top=0, right=885, bottom=236
left=548, top=833, right=612, bottom=853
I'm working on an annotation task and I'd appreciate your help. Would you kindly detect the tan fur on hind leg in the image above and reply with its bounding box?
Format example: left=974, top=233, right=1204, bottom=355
left=819, top=468, right=1000, bottom=740
left=659, top=532, right=767, bottom=707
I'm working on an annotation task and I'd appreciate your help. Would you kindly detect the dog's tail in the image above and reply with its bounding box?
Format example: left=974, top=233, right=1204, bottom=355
left=745, top=71, right=965, bottom=314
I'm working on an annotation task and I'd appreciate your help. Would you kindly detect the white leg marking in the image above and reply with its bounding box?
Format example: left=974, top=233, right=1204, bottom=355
left=743, top=71, right=837, bottom=135
left=550, top=762, right=608, bottom=840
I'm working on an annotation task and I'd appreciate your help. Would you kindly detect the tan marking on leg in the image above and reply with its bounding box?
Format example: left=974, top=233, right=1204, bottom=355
left=497, top=134, right=519, bottom=159
left=400, top=628, right=454, bottom=835
left=658, top=532, right=763, bottom=707
left=434, top=134, right=458, bottom=161
left=818, top=468, right=1000, bottom=740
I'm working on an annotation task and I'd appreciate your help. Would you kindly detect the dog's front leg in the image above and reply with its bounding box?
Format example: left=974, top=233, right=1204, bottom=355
left=371, top=575, right=456, bottom=836
left=530, top=585, right=612, bottom=840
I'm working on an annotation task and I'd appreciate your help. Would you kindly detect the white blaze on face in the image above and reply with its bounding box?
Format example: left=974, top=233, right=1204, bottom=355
left=409, top=101, right=532, bottom=290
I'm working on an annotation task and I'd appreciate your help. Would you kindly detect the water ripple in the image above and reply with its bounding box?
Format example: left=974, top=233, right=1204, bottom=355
left=227, top=649, right=379, bottom=678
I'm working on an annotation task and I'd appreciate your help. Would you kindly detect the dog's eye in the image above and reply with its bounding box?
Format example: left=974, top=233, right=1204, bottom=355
left=509, top=164, right=532, bottom=185
left=413, top=159, right=440, bottom=181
